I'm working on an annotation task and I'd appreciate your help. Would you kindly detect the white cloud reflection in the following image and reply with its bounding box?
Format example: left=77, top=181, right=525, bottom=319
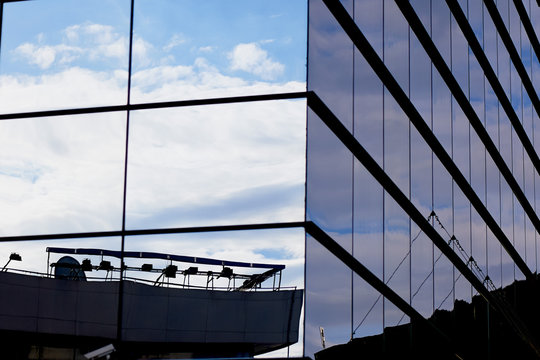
left=229, top=42, right=285, bottom=80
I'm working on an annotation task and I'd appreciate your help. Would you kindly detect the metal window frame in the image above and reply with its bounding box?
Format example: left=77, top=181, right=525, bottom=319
left=307, top=88, right=540, bottom=358
left=321, top=0, right=532, bottom=281
left=483, top=0, right=540, bottom=126
left=512, top=0, right=540, bottom=65
left=445, top=0, right=540, bottom=179
left=396, top=0, right=540, bottom=267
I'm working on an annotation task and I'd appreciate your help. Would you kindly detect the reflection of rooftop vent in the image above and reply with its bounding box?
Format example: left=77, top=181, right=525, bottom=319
left=184, top=266, right=198, bottom=275
left=220, top=267, right=233, bottom=279
left=99, top=260, right=112, bottom=271
left=141, top=263, right=153, bottom=272
left=82, top=259, right=92, bottom=272
left=164, top=265, right=177, bottom=278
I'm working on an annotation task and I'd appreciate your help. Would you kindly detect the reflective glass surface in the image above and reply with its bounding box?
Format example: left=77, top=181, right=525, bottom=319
left=305, top=109, right=352, bottom=356
left=308, top=0, right=353, bottom=130
left=131, top=0, right=306, bottom=103
left=0, top=0, right=130, bottom=112
left=0, top=113, right=126, bottom=236
left=124, top=228, right=305, bottom=357
left=126, top=100, right=306, bottom=229
left=305, top=234, right=351, bottom=356
left=0, top=238, right=121, bottom=342
left=307, top=0, right=540, bottom=357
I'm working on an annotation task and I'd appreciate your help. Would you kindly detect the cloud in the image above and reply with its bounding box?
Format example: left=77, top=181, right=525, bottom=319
left=228, top=42, right=285, bottom=80
left=13, top=22, right=132, bottom=71
left=0, top=67, right=127, bottom=112
left=14, top=43, right=55, bottom=69
left=163, top=33, right=187, bottom=52
left=198, top=46, right=214, bottom=53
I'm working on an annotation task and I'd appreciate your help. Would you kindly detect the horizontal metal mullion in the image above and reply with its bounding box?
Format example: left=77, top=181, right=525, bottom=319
left=0, top=92, right=308, bottom=120
left=322, top=0, right=532, bottom=280
left=446, top=0, right=540, bottom=178
left=0, top=221, right=306, bottom=242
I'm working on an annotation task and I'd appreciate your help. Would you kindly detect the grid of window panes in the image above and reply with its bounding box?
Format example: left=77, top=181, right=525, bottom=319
left=306, top=0, right=540, bottom=358
left=0, top=0, right=307, bottom=358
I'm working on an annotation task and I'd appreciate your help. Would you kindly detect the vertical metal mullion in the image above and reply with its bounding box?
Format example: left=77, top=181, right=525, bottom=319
left=512, top=0, right=540, bottom=68
left=484, top=0, right=540, bottom=137
left=0, top=2, right=4, bottom=63
left=350, top=1, right=355, bottom=340
left=396, top=0, right=534, bottom=280
left=117, top=0, right=135, bottom=348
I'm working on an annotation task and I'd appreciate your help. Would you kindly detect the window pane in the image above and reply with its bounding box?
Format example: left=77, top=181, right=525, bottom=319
left=0, top=113, right=126, bottom=236
left=0, top=237, right=121, bottom=355
left=126, top=100, right=306, bottom=229
left=123, top=229, right=304, bottom=358
left=131, top=0, right=307, bottom=103
left=0, top=0, right=130, bottom=112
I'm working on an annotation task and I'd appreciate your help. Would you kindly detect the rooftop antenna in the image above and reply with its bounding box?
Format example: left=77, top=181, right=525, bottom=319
left=319, top=326, right=326, bottom=349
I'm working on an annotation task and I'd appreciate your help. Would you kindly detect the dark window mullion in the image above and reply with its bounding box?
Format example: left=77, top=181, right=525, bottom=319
left=0, top=92, right=308, bottom=121
left=447, top=0, right=540, bottom=181
left=512, top=0, right=540, bottom=66
left=0, top=221, right=306, bottom=243
left=396, top=0, right=539, bottom=275
left=484, top=0, right=540, bottom=124
left=320, top=0, right=532, bottom=281
left=307, top=92, right=540, bottom=357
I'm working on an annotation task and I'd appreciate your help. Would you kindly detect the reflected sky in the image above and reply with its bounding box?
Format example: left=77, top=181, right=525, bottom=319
left=0, top=114, right=126, bottom=235
left=0, top=0, right=306, bottom=111
left=127, top=100, right=306, bottom=229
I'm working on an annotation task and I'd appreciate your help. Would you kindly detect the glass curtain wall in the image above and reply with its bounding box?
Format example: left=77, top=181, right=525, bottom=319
left=306, top=0, right=540, bottom=358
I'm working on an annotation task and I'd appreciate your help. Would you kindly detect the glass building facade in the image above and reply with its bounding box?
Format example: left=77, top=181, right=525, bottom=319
left=306, top=0, right=540, bottom=358
left=2, top=0, right=540, bottom=359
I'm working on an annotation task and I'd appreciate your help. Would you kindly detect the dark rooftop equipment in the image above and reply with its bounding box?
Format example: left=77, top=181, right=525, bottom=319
left=46, top=247, right=286, bottom=291
left=2, top=252, right=22, bottom=271
left=141, top=263, right=153, bottom=272
left=46, top=247, right=285, bottom=271
left=81, top=259, right=92, bottom=272
left=163, top=265, right=177, bottom=278
left=219, top=267, right=233, bottom=279
left=98, top=260, right=112, bottom=271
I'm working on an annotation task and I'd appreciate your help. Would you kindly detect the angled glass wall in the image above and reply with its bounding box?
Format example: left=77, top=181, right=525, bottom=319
left=306, top=0, right=540, bottom=359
